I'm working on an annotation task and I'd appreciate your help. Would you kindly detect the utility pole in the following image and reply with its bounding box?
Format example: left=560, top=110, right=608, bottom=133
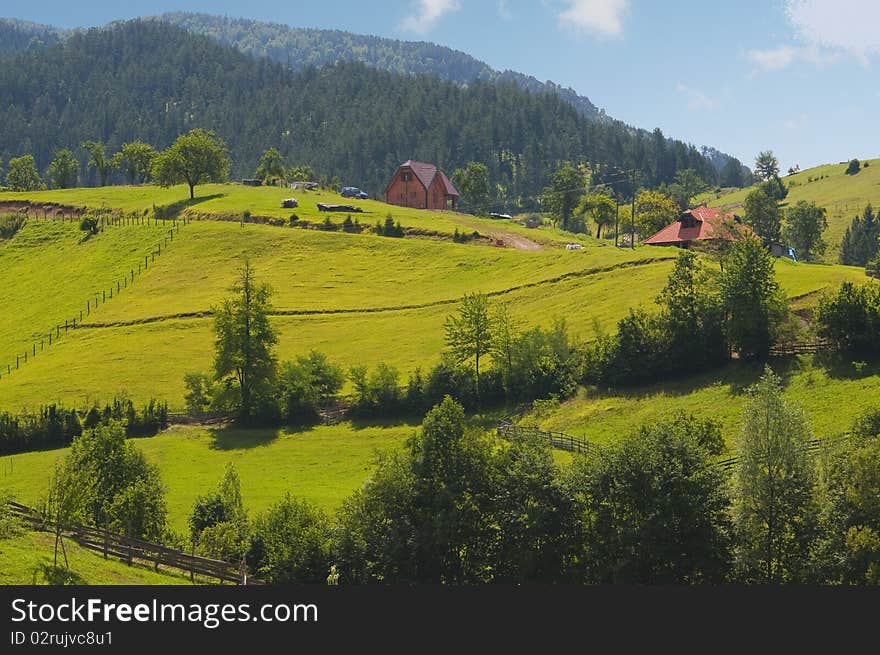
left=614, top=190, right=620, bottom=247
left=630, top=170, right=638, bottom=249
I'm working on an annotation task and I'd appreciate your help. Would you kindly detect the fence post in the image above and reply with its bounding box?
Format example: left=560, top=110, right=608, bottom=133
left=104, top=523, right=109, bottom=559
left=190, top=541, right=195, bottom=583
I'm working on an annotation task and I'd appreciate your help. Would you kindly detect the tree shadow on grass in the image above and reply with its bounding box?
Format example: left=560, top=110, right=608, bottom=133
left=813, top=351, right=880, bottom=381
left=347, top=414, right=422, bottom=431
left=590, top=356, right=804, bottom=406
left=154, top=194, right=226, bottom=220
left=33, top=562, right=86, bottom=586
left=207, top=424, right=285, bottom=450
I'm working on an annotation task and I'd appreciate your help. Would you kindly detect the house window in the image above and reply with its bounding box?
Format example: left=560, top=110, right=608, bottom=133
left=402, top=172, right=411, bottom=182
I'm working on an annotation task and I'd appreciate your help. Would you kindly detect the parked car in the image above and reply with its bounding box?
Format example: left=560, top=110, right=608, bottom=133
left=565, top=243, right=583, bottom=250
left=340, top=186, right=368, bottom=199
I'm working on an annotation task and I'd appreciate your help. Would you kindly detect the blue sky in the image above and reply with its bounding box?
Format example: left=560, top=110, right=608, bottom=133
left=5, top=0, right=879, bottom=172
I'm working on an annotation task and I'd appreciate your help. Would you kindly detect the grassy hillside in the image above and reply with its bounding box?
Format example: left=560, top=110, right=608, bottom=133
left=703, top=158, right=880, bottom=262
left=523, top=354, right=880, bottom=451
left=0, top=530, right=192, bottom=585
left=0, top=183, right=868, bottom=410
left=1, top=421, right=415, bottom=532
left=0, top=218, right=169, bottom=366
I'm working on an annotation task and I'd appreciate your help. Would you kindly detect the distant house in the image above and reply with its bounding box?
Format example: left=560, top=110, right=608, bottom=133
left=385, top=160, right=459, bottom=210
left=241, top=178, right=262, bottom=187
left=643, top=206, right=749, bottom=248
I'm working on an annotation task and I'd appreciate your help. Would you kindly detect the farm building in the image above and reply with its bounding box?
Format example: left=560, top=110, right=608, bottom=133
left=385, top=160, right=459, bottom=210
left=643, top=205, right=749, bottom=248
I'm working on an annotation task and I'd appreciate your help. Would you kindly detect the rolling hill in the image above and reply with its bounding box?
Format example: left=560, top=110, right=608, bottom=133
left=704, top=158, right=880, bottom=263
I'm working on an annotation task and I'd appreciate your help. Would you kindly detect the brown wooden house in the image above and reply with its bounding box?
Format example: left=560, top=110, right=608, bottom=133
left=385, top=160, right=460, bottom=210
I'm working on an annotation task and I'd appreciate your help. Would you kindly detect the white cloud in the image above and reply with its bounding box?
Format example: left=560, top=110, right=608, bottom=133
left=746, top=44, right=838, bottom=71
left=558, top=0, right=629, bottom=37
left=498, top=0, right=512, bottom=20
left=785, top=0, right=880, bottom=63
left=675, top=82, right=718, bottom=111
left=747, top=46, right=798, bottom=71
left=779, top=113, right=809, bottom=130
left=400, top=0, right=462, bottom=35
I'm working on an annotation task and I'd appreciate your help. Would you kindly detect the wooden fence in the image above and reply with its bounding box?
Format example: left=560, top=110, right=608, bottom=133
left=6, top=501, right=260, bottom=585
left=498, top=420, right=854, bottom=473
left=497, top=420, right=598, bottom=455
left=769, top=339, right=829, bottom=357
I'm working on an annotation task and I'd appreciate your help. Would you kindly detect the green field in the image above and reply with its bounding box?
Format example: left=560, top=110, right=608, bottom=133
left=0, top=182, right=587, bottom=246
left=0, top=180, right=876, bottom=575
left=0, top=531, right=192, bottom=585
left=523, top=354, right=880, bottom=451
left=701, top=158, right=880, bottom=263
left=0, top=421, right=416, bottom=533
left=0, top=192, right=867, bottom=410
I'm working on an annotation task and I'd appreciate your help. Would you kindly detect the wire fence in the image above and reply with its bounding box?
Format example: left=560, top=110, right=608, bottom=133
left=0, top=213, right=189, bottom=382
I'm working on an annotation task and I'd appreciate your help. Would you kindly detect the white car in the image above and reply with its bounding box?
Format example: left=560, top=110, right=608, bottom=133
left=565, top=243, right=583, bottom=250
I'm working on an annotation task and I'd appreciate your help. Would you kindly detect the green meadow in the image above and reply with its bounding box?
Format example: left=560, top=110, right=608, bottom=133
left=0, top=531, right=192, bottom=585
left=523, top=355, right=880, bottom=451
left=0, top=421, right=416, bottom=533
left=702, top=158, right=880, bottom=263
left=0, top=180, right=875, bottom=550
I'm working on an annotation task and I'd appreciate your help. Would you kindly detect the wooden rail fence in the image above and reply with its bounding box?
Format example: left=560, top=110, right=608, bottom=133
left=498, top=420, right=855, bottom=473
left=769, top=339, right=829, bottom=357
left=6, top=501, right=260, bottom=585
left=497, top=420, right=598, bottom=455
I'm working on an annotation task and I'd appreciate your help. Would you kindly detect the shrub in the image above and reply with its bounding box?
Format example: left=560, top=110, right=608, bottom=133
left=350, top=363, right=403, bottom=415
left=79, top=216, right=99, bottom=235
left=846, top=159, right=861, bottom=175
left=276, top=352, right=344, bottom=426
left=0, top=213, right=26, bottom=239
left=247, top=494, right=332, bottom=583
left=816, top=282, right=880, bottom=355
left=184, top=372, right=213, bottom=415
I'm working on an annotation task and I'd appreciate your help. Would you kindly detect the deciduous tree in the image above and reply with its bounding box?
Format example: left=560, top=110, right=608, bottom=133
left=47, top=149, right=78, bottom=189
left=5, top=155, right=43, bottom=191
left=152, top=129, right=230, bottom=199
left=255, top=147, right=286, bottom=185
left=754, top=150, right=780, bottom=181
left=744, top=186, right=782, bottom=245
left=784, top=200, right=827, bottom=261
left=80, top=140, right=116, bottom=186
left=117, top=141, right=157, bottom=184
left=733, top=368, right=816, bottom=582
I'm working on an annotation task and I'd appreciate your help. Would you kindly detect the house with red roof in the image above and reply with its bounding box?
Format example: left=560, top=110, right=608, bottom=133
left=385, top=160, right=460, bottom=210
left=643, top=205, right=749, bottom=248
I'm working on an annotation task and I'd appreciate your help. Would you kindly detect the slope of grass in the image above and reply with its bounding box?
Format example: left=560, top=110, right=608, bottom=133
left=0, top=241, right=866, bottom=411
left=0, top=421, right=415, bottom=533
left=524, top=355, right=880, bottom=451
left=1, top=183, right=581, bottom=245
left=702, top=158, right=880, bottom=262
left=0, top=531, right=192, bottom=585
left=0, top=218, right=168, bottom=368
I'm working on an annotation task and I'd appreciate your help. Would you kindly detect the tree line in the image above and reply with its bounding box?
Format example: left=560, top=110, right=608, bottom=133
left=0, top=396, right=168, bottom=455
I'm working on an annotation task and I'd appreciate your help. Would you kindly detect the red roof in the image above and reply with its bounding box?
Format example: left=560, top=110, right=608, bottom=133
left=643, top=206, right=746, bottom=245
left=389, top=160, right=460, bottom=197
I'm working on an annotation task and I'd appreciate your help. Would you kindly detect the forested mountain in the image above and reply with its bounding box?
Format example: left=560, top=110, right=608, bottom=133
left=0, top=20, right=718, bottom=204
left=0, top=18, right=64, bottom=56
left=155, top=12, right=605, bottom=122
